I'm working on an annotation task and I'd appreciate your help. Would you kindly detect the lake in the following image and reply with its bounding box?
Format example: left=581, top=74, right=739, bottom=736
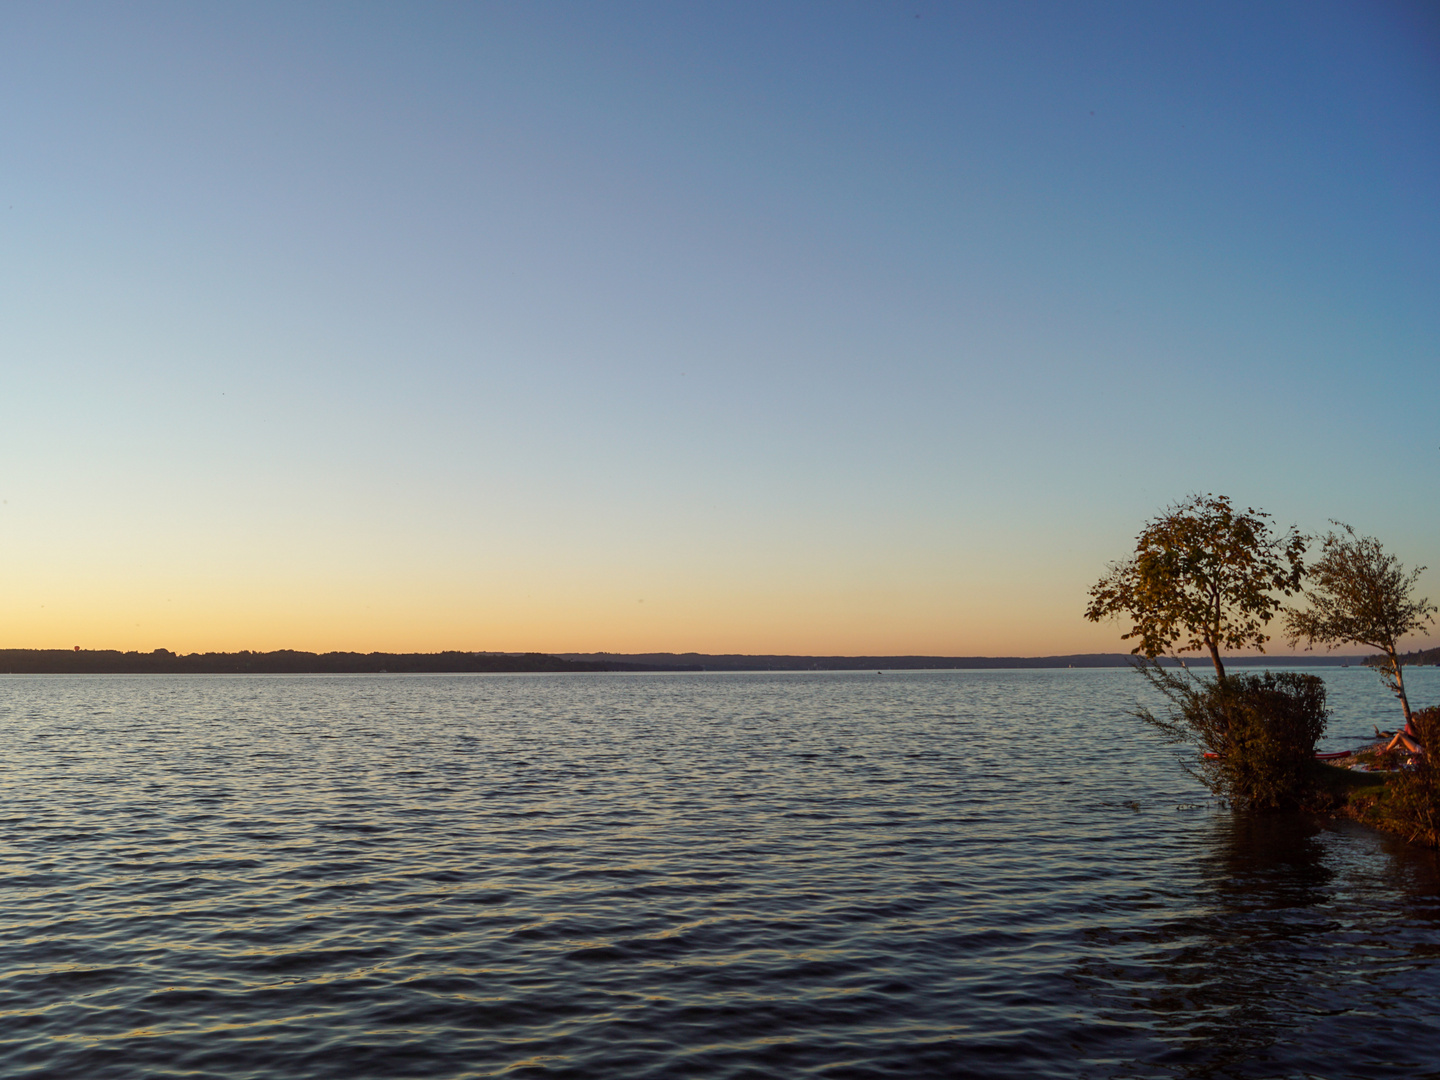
left=2, top=667, right=1438, bottom=1078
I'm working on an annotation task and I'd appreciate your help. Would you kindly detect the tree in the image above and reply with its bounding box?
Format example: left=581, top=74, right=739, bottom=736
left=1085, top=494, right=1307, bottom=678
left=1284, top=523, right=1436, bottom=727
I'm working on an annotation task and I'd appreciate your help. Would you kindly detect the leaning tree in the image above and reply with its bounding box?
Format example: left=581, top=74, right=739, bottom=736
left=1085, top=494, right=1307, bottom=678
left=1285, top=523, right=1436, bottom=727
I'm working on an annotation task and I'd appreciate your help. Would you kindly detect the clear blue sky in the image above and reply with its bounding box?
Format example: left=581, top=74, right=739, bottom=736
left=3, top=1, right=1437, bottom=655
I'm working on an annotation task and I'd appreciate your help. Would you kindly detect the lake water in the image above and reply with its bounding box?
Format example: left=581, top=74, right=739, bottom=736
left=2, top=667, right=1438, bottom=1078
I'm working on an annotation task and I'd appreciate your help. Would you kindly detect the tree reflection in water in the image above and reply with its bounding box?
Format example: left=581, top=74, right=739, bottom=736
left=1079, top=815, right=1440, bottom=1078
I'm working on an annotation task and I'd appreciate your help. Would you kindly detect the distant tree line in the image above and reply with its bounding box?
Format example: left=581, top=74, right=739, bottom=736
left=1398, top=647, right=1440, bottom=667
left=0, top=648, right=1378, bottom=676
left=0, top=650, right=649, bottom=675
left=555, top=652, right=1368, bottom=671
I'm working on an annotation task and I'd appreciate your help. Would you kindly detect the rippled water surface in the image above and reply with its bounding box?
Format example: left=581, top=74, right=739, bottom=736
left=3, top=668, right=1438, bottom=1078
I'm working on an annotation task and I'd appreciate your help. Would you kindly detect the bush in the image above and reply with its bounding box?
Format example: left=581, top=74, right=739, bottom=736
left=1384, top=706, right=1440, bottom=847
left=1217, top=673, right=1330, bottom=811
left=1135, top=662, right=1329, bottom=811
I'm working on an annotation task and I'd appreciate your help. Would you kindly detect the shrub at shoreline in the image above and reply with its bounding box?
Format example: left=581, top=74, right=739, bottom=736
left=1335, top=706, right=1440, bottom=848
left=1134, top=662, right=1330, bottom=811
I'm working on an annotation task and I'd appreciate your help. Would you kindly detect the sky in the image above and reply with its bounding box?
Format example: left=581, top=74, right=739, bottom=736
left=2, top=1, right=1437, bottom=657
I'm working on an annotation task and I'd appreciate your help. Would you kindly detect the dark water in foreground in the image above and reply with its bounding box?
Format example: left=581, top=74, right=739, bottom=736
left=2, top=669, right=1438, bottom=1079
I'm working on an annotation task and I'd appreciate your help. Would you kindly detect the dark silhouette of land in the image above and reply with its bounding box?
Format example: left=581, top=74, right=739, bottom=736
left=0, top=650, right=642, bottom=675
left=556, top=652, right=1377, bottom=671
left=0, top=649, right=1395, bottom=676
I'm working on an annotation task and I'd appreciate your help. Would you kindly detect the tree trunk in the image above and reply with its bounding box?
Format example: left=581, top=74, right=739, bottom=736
left=1389, top=648, right=1414, bottom=728
left=1207, top=640, right=1225, bottom=680
left=1206, top=588, right=1225, bottom=680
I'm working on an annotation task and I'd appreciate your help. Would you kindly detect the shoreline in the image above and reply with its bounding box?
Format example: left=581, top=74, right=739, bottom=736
left=0, top=648, right=1392, bottom=676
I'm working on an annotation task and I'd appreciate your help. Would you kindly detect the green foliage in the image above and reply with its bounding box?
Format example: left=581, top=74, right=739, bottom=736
left=1086, top=494, right=1306, bottom=677
left=1286, top=523, right=1435, bottom=725
left=1134, top=661, right=1329, bottom=812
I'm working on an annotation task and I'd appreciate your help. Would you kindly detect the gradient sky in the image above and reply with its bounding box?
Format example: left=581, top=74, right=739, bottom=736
left=3, top=1, right=1438, bottom=656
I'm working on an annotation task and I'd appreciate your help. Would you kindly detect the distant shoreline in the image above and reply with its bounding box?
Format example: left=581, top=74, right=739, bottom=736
left=556, top=651, right=1396, bottom=671
left=3, top=648, right=1424, bottom=675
